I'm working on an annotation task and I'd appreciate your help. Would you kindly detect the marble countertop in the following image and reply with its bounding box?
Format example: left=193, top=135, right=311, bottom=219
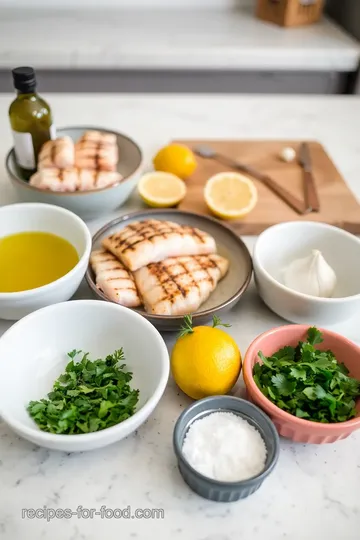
left=0, top=94, right=360, bottom=540
left=0, top=7, right=359, bottom=71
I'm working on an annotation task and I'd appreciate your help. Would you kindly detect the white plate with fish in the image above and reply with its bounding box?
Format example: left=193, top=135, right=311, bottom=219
left=86, top=210, right=252, bottom=331
left=6, top=126, right=143, bottom=219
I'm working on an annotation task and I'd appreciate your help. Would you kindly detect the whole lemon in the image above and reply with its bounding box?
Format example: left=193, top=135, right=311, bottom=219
left=153, top=144, right=197, bottom=179
left=171, top=316, right=241, bottom=400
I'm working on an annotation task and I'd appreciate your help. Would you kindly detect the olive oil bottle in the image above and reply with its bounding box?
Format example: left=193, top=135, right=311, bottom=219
left=9, top=67, right=55, bottom=180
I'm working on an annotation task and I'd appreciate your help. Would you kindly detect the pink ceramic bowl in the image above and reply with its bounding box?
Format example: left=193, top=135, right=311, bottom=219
left=243, top=325, right=360, bottom=444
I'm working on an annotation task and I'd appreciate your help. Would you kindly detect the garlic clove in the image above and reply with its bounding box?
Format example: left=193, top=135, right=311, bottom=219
left=283, top=249, right=337, bottom=298
left=279, top=147, right=296, bottom=163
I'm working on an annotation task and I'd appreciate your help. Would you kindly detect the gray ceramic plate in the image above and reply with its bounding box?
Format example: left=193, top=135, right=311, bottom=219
left=6, top=126, right=143, bottom=219
left=85, top=209, right=252, bottom=331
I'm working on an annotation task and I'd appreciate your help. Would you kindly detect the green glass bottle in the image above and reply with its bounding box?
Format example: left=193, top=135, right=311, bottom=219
left=9, top=67, right=55, bottom=180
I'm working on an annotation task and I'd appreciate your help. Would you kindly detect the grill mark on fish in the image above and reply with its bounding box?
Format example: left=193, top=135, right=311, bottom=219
left=177, top=260, right=200, bottom=295
left=111, top=228, right=162, bottom=250
left=112, top=225, right=205, bottom=253
left=103, top=220, right=217, bottom=272
left=155, top=262, right=187, bottom=298
left=96, top=140, right=100, bottom=169
left=134, top=254, right=229, bottom=315
left=191, top=228, right=206, bottom=243
left=90, top=248, right=141, bottom=307
left=106, top=277, right=136, bottom=284
left=113, top=287, right=137, bottom=291
left=116, top=230, right=177, bottom=252
left=103, top=265, right=124, bottom=271
left=197, top=256, right=219, bottom=287
left=148, top=257, right=212, bottom=305
left=147, top=264, right=183, bottom=304
left=50, top=143, right=56, bottom=165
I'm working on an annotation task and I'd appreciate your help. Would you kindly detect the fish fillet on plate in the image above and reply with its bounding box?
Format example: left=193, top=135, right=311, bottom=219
left=90, top=249, right=141, bottom=307
left=134, top=254, right=229, bottom=316
left=102, top=219, right=217, bottom=272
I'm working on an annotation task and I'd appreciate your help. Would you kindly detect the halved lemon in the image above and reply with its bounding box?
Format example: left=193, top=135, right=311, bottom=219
left=204, top=172, right=258, bottom=220
left=138, top=172, right=187, bottom=208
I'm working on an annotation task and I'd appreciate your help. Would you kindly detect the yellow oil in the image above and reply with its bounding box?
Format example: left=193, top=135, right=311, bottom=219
left=0, top=231, right=79, bottom=293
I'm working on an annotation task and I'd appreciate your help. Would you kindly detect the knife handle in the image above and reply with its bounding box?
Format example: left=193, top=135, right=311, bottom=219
left=216, top=155, right=308, bottom=215
left=258, top=173, right=309, bottom=215
left=235, top=162, right=308, bottom=215
left=303, top=170, right=320, bottom=212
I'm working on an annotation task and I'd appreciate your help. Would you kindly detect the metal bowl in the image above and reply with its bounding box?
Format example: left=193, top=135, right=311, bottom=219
left=5, top=126, right=143, bottom=219
left=85, top=209, right=253, bottom=331
left=173, top=396, right=280, bottom=502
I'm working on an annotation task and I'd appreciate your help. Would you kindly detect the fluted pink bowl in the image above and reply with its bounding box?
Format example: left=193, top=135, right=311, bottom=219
left=243, top=325, right=360, bottom=444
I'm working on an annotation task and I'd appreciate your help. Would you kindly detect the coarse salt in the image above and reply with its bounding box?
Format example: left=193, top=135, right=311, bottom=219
left=182, top=411, right=267, bottom=482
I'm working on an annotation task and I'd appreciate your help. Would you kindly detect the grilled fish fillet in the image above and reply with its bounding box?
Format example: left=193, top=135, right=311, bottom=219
left=29, top=168, right=122, bottom=192
left=134, top=254, right=229, bottom=316
left=75, top=130, right=118, bottom=172
left=102, top=220, right=217, bottom=272
left=38, top=136, right=75, bottom=170
left=90, top=249, right=141, bottom=307
left=29, top=168, right=78, bottom=192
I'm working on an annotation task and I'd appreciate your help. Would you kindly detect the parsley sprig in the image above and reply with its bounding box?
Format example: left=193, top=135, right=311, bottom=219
left=253, top=327, right=360, bottom=423
left=27, top=349, right=139, bottom=434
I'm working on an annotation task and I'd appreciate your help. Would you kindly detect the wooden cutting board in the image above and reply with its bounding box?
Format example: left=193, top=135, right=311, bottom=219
left=175, top=140, right=360, bottom=235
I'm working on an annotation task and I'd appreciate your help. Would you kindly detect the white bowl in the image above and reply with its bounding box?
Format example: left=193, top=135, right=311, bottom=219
left=253, top=221, right=360, bottom=325
left=6, top=126, right=143, bottom=219
left=0, top=300, right=169, bottom=452
left=0, top=202, right=91, bottom=320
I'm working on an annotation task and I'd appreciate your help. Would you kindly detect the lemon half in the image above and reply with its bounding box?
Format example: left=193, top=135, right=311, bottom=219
left=138, top=172, right=187, bottom=208
left=204, top=172, right=258, bottom=220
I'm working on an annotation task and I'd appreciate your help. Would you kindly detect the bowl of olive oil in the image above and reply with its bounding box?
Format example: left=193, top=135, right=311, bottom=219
left=0, top=202, right=91, bottom=320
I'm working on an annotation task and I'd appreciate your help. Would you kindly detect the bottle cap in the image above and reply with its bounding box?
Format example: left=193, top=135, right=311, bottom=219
left=12, top=67, right=37, bottom=93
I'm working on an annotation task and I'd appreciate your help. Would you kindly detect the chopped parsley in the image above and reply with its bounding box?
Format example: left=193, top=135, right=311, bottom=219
left=27, top=349, right=139, bottom=434
left=253, top=327, right=360, bottom=423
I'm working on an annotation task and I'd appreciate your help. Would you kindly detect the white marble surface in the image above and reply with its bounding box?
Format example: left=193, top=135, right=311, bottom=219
left=0, top=7, right=359, bottom=71
left=0, top=94, right=360, bottom=540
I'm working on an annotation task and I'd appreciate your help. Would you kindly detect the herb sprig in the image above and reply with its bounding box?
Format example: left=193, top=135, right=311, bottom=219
left=178, top=314, right=232, bottom=338
left=253, top=327, right=360, bottom=423
left=27, top=349, right=139, bottom=434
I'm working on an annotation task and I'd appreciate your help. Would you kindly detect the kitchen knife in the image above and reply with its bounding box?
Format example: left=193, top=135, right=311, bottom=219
left=299, top=142, right=320, bottom=213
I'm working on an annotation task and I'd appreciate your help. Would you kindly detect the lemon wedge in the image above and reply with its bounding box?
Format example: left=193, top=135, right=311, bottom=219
left=138, top=172, right=187, bottom=208
left=204, top=172, right=258, bottom=220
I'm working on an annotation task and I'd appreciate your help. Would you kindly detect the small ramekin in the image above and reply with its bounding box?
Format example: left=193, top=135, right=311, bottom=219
left=173, top=396, right=279, bottom=502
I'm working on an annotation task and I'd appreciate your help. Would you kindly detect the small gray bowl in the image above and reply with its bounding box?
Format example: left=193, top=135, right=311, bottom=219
left=173, top=396, right=280, bottom=502
left=6, top=126, right=143, bottom=220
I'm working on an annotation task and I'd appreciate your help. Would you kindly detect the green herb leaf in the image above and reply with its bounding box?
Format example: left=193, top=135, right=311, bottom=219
left=289, top=367, right=307, bottom=380
left=27, top=349, right=139, bottom=435
left=307, top=327, right=323, bottom=346
left=212, top=315, right=231, bottom=329
left=252, top=326, right=360, bottom=424
left=178, top=314, right=194, bottom=338
left=271, top=374, right=296, bottom=396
